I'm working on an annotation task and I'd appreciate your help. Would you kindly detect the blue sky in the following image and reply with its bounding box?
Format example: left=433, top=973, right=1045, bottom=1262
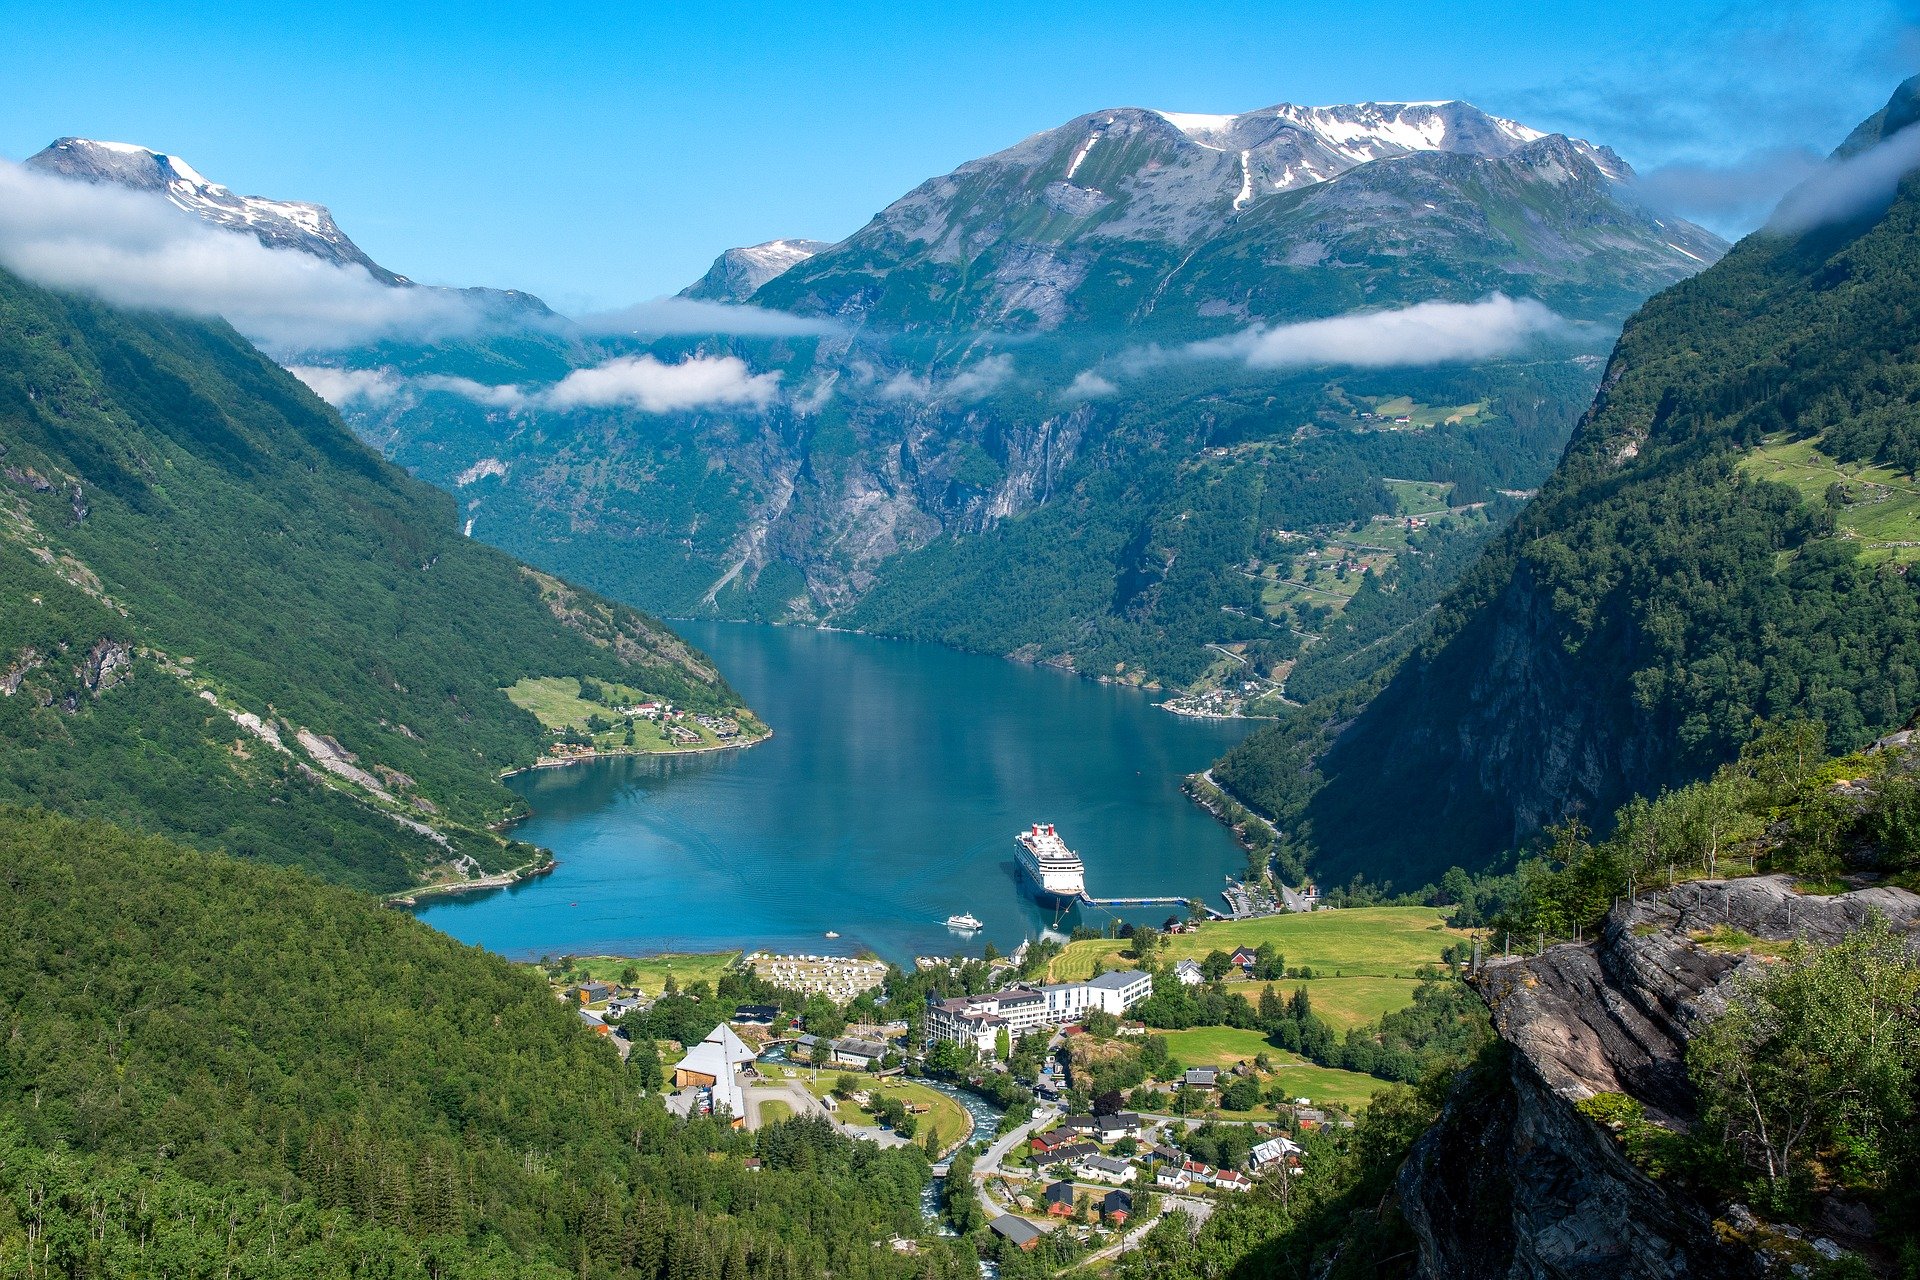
left=1, top=1, right=1912, bottom=311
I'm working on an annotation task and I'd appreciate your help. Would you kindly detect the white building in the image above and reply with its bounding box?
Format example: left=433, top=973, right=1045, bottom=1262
left=1075, top=1154, right=1136, bottom=1185
left=1174, top=958, right=1205, bottom=986
left=1251, top=1135, right=1304, bottom=1173
left=927, top=972, right=1155, bottom=1053
left=671, top=1024, right=756, bottom=1124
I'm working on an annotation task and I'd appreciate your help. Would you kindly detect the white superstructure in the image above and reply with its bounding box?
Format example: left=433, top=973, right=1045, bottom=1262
left=1015, top=822, right=1086, bottom=901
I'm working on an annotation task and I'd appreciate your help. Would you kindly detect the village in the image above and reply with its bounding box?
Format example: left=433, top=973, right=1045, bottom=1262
left=531, top=897, right=1459, bottom=1257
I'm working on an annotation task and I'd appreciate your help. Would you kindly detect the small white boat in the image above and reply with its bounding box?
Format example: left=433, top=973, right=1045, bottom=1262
left=945, top=912, right=984, bottom=932
left=824, top=930, right=840, bottom=939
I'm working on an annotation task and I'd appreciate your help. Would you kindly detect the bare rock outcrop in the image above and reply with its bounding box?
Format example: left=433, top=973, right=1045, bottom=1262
left=1399, top=876, right=1920, bottom=1280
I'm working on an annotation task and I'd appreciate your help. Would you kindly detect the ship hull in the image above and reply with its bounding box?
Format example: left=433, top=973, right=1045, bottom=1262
left=1014, top=841, right=1085, bottom=903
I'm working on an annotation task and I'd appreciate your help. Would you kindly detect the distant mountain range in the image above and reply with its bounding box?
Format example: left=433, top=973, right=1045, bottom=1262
left=20, top=100, right=1727, bottom=702
left=746, top=100, right=1721, bottom=336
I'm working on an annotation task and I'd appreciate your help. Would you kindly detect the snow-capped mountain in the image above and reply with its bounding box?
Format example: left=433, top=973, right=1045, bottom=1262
left=24, top=138, right=551, bottom=321
left=680, top=238, right=835, bottom=303
left=28, top=138, right=405, bottom=283
left=752, top=100, right=1720, bottom=333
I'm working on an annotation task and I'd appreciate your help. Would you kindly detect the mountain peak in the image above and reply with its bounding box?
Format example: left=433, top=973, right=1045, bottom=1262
left=26, top=137, right=406, bottom=285
left=680, top=237, right=836, bottom=302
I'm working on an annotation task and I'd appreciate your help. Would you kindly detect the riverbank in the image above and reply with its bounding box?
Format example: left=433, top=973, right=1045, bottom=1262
left=500, top=726, right=773, bottom=779
left=386, top=850, right=557, bottom=908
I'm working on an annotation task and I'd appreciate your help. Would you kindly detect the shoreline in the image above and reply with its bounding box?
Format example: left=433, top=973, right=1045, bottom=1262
left=498, top=726, right=774, bottom=781
left=386, top=852, right=558, bottom=908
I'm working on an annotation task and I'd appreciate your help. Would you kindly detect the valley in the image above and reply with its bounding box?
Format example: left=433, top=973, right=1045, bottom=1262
left=1, top=17, right=1916, bottom=1279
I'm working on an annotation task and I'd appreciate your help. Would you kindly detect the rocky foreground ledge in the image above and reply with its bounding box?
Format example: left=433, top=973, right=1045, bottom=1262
left=1398, top=876, right=1920, bottom=1280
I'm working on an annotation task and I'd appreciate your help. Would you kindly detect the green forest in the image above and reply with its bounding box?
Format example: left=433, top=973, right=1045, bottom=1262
left=0, top=808, right=975, bottom=1280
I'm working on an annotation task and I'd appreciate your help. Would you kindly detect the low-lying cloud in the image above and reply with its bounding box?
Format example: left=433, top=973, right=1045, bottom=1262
left=1630, top=147, right=1825, bottom=237
left=1188, top=295, right=1573, bottom=370
left=1060, top=370, right=1117, bottom=401
left=290, top=353, right=781, bottom=416
left=545, top=354, right=781, bottom=412
left=0, top=161, right=498, bottom=351
left=873, top=354, right=1015, bottom=403
left=575, top=296, right=843, bottom=338
left=1768, top=123, right=1920, bottom=234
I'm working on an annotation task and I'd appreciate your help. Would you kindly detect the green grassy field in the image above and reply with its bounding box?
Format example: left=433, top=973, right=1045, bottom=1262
left=793, top=1071, right=971, bottom=1149
left=1049, top=907, right=1464, bottom=984
left=556, top=951, right=741, bottom=997
left=1740, top=432, right=1920, bottom=565
left=504, top=676, right=751, bottom=752
left=1158, top=1028, right=1386, bottom=1110
left=755, top=1098, right=793, bottom=1126
left=1265, top=975, right=1422, bottom=1031
left=1167, top=907, right=1464, bottom=975
left=1383, top=478, right=1455, bottom=516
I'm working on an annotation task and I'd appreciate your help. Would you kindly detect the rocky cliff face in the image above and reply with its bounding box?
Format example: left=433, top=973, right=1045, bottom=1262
left=1398, top=876, right=1920, bottom=1280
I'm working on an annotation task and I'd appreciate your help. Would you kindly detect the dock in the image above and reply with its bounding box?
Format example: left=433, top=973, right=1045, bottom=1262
left=1077, top=893, right=1190, bottom=908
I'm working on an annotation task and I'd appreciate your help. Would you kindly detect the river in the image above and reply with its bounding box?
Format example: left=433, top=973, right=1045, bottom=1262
left=416, top=622, right=1256, bottom=965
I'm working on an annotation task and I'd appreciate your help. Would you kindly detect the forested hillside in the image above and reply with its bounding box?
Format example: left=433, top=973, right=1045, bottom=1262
left=0, top=267, right=748, bottom=893
left=0, top=808, right=966, bottom=1279
left=1217, top=78, right=1920, bottom=889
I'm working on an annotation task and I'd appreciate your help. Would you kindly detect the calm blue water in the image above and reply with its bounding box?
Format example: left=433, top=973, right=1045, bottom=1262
left=415, top=623, right=1255, bottom=965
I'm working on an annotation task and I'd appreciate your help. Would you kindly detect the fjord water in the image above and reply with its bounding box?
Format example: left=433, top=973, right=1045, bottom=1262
left=416, top=623, right=1255, bottom=964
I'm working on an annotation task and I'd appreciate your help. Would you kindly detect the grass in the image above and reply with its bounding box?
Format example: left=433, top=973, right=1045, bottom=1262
left=795, top=1071, right=971, bottom=1149
left=1740, top=432, right=1920, bottom=565
left=1164, top=907, right=1464, bottom=975
left=1050, top=907, right=1465, bottom=984
left=503, top=676, right=749, bottom=752
left=1157, top=1028, right=1386, bottom=1110
left=552, top=951, right=741, bottom=997
left=1691, top=925, right=1792, bottom=958
left=1383, top=478, right=1455, bottom=516
left=1271, top=975, right=1422, bottom=1031
left=756, top=1098, right=793, bottom=1125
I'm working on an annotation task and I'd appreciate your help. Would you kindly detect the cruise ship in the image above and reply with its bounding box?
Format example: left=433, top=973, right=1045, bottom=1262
left=1014, top=822, right=1087, bottom=902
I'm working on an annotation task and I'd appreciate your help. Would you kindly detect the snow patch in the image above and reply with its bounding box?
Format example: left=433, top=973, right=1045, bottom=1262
left=453, top=457, right=508, bottom=486
left=1065, top=133, right=1100, bottom=180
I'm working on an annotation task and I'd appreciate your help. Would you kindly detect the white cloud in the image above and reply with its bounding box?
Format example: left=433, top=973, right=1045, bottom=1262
left=875, top=370, right=935, bottom=402
left=872, top=355, right=1014, bottom=404
left=1186, top=295, right=1573, bottom=370
left=944, top=353, right=1015, bottom=401
left=1768, top=122, right=1920, bottom=234
left=296, top=353, right=784, bottom=417
left=417, top=374, right=530, bottom=409
left=574, top=296, right=843, bottom=337
left=1061, top=370, right=1117, bottom=401
left=287, top=365, right=406, bottom=408
left=544, top=354, right=781, bottom=412
left=0, top=161, right=496, bottom=351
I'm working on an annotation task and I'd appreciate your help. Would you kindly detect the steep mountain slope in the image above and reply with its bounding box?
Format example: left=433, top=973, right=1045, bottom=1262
left=680, top=237, right=834, bottom=302
left=0, top=807, right=960, bottom=1278
left=0, top=263, right=750, bottom=893
left=753, top=101, right=1721, bottom=336
left=1217, top=81, right=1920, bottom=888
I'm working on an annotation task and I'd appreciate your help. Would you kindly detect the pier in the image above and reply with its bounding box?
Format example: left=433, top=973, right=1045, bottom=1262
left=1077, top=893, right=1191, bottom=908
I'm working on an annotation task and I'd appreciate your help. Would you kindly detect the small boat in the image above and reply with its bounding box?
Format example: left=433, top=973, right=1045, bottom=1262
left=945, top=912, right=984, bottom=932
left=824, top=930, right=840, bottom=939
